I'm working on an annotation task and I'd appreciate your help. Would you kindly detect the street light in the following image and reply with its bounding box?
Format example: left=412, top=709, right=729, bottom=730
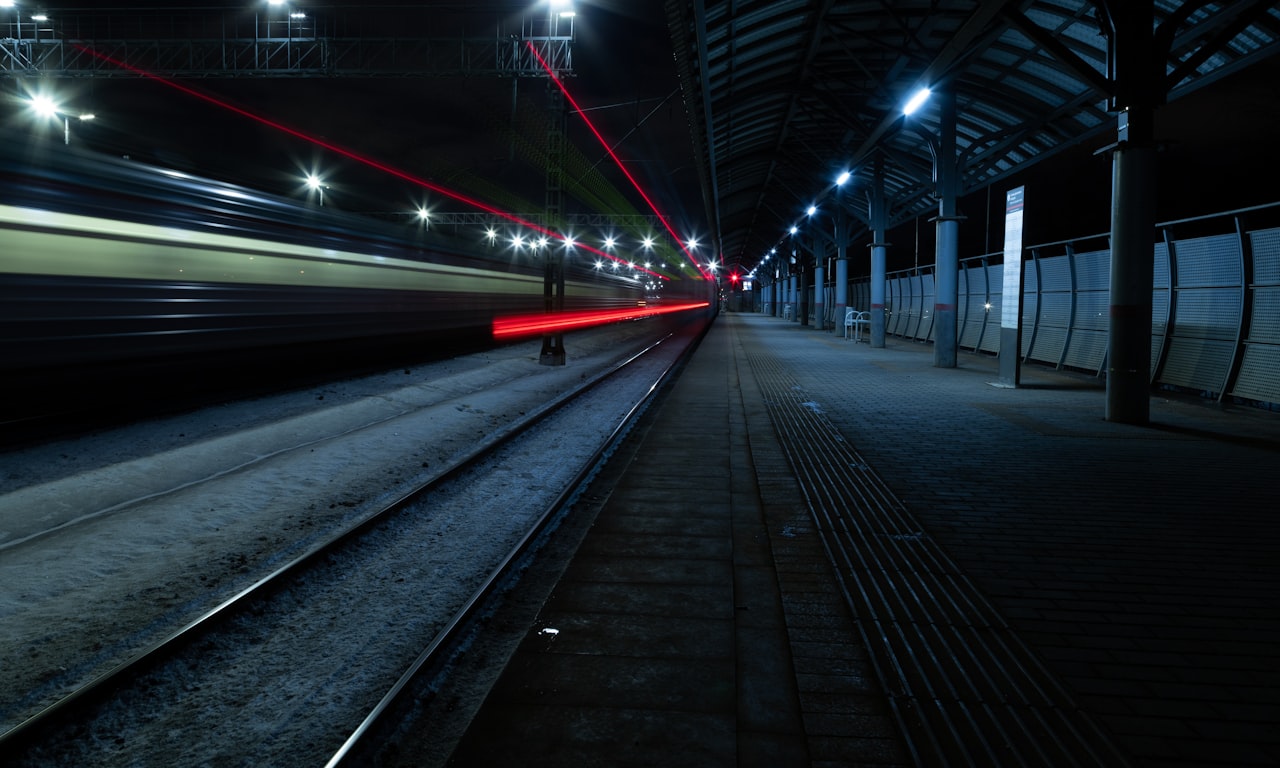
left=27, top=93, right=95, bottom=145
left=305, top=173, right=327, bottom=206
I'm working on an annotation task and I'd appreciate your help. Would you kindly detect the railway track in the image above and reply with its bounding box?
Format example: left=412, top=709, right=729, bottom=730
left=0, top=318, right=705, bottom=767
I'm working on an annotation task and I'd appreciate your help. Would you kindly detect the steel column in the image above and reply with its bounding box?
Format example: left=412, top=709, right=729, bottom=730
left=1107, top=111, right=1156, bottom=421
left=934, top=86, right=961, bottom=368
left=1102, top=0, right=1159, bottom=422
left=834, top=202, right=849, bottom=332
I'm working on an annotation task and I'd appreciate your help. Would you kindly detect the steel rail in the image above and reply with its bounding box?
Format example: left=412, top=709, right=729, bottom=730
left=0, top=324, right=688, bottom=755
left=325, top=318, right=710, bottom=766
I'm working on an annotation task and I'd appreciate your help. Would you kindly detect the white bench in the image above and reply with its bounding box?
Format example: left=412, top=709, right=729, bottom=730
left=844, top=308, right=869, bottom=342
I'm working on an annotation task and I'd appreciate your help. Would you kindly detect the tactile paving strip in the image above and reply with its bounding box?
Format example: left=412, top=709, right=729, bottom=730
left=745, top=348, right=1130, bottom=767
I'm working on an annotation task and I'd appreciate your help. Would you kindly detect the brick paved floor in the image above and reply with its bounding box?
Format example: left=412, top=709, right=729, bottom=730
left=738, top=313, right=1280, bottom=767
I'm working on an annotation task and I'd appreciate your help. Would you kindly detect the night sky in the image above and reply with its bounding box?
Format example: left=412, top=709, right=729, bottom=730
left=6, top=2, right=1279, bottom=277
left=3, top=1, right=701, bottom=245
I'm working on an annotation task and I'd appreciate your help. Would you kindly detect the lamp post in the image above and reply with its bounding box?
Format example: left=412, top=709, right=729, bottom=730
left=28, top=94, right=95, bottom=145
left=902, top=82, right=962, bottom=367
left=305, top=174, right=327, bottom=206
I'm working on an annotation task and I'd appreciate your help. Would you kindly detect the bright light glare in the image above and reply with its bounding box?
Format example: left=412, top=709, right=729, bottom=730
left=903, top=86, right=932, bottom=116
left=686, top=238, right=699, bottom=249
left=641, top=236, right=655, bottom=250
left=806, top=205, right=817, bottom=217
left=485, top=227, right=499, bottom=242
left=417, top=208, right=430, bottom=220
left=603, top=236, right=616, bottom=249
left=790, top=225, right=798, bottom=235
left=29, top=94, right=59, bottom=118
left=836, top=170, right=851, bottom=186
left=70, top=43, right=662, bottom=283
left=305, top=173, right=323, bottom=190
left=526, top=42, right=704, bottom=280
left=0, top=2, right=16, bottom=9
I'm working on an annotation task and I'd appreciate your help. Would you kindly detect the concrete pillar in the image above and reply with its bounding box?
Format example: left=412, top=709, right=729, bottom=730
left=833, top=204, right=848, bottom=333
left=798, top=259, right=810, bottom=327
left=869, top=162, right=888, bottom=348
left=934, top=86, right=961, bottom=368
left=1107, top=110, right=1157, bottom=423
left=1102, top=0, right=1158, bottom=424
left=813, top=261, right=826, bottom=330
left=834, top=254, right=848, bottom=333
left=783, top=272, right=793, bottom=321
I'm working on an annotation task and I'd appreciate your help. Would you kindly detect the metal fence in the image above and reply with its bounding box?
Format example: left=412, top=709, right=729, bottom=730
left=844, top=202, right=1280, bottom=406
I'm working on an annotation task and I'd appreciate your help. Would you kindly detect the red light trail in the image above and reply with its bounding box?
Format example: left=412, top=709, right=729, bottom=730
left=525, top=42, right=712, bottom=281
left=70, top=44, right=665, bottom=281
left=492, top=302, right=709, bottom=340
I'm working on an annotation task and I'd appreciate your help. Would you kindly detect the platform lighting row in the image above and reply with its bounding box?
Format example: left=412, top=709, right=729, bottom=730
left=758, top=86, right=931, bottom=274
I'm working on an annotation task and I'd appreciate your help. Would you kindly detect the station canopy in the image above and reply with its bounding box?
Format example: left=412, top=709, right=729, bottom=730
left=664, top=1, right=1280, bottom=274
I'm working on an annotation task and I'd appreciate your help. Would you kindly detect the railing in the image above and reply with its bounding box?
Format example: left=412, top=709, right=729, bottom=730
left=845, top=201, right=1280, bottom=407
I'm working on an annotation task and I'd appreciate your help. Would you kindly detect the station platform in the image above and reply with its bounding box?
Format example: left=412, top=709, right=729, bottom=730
left=443, top=312, right=1280, bottom=767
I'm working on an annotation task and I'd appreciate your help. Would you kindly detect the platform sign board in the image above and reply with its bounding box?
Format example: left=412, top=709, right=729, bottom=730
left=998, top=186, right=1025, bottom=387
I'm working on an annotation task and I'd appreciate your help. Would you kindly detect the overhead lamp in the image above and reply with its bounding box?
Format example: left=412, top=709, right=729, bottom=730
left=836, top=170, right=851, bottom=186
left=806, top=205, right=817, bottom=217
left=29, top=94, right=59, bottom=118
left=903, top=86, right=931, bottom=116
left=789, top=225, right=798, bottom=235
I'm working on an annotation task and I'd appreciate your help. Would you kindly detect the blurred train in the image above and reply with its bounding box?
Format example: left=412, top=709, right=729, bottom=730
left=0, top=134, right=658, bottom=377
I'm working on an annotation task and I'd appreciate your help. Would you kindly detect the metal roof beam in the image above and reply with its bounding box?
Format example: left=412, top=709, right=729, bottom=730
left=850, top=0, right=1019, bottom=170
left=1000, top=7, right=1110, bottom=96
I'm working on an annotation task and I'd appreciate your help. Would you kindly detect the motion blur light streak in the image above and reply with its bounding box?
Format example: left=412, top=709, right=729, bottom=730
left=492, top=302, right=709, bottom=339
left=70, top=44, right=666, bottom=280
left=525, top=41, right=711, bottom=281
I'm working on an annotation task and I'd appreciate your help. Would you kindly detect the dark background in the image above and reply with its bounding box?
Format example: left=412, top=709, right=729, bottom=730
left=4, top=2, right=1279, bottom=276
